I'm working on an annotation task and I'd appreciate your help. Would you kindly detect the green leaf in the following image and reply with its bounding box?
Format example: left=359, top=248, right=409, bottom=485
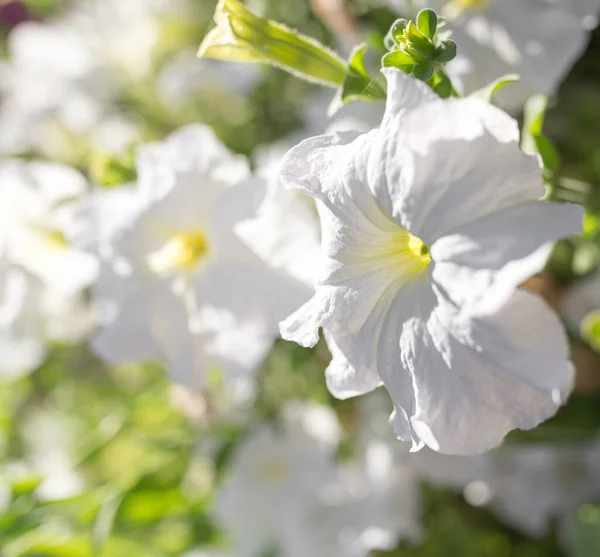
left=417, top=9, right=437, bottom=40
left=92, top=491, right=124, bottom=554
left=470, top=73, right=520, bottom=103
left=329, top=43, right=387, bottom=115
left=522, top=94, right=550, bottom=154
left=381, top=49, right=415, bottom=71
left=534, top=134, right=560, bottom=173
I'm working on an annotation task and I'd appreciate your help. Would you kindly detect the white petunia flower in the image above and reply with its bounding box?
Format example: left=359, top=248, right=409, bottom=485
left=215, top=401, right=418, bottom=557
left=89, top=125, right=307, bottom=397
left=281, top=438, right=421, bottom=557
left=237, top=91, right=383, bottom=297
left=0, top=160, right=99, bottom=295
left=393, top=0, right=600, bottom=109
left=215, top=402, right=340, bottom=557
left=279, top=68, right=583, bottom=455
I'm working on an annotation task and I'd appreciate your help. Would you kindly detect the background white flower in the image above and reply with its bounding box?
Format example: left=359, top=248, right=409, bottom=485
left=279, top=68, right=583, bottom=455
left=89, top=125, right=308, bottom=400
left=215, top=401, right=419, bottom=557
left=389, top=0, right=600, bottom=109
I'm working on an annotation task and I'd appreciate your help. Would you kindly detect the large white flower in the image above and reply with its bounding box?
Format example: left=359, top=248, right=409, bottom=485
left=390, top=0, right=599, bottom=109
left=90, top=125, right=307, bottom=397
left=279, top=68, right=583, bottom=455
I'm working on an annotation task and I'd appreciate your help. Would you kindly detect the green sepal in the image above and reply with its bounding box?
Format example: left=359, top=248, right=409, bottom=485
left=434, top=39, right=457, bottom=63
left=381, top=49, right=415, bottom=71
left=329, top=43, right=387, bottom=115
left=417, top=9, right=438, bottom=40
left=470, top=73, right=520, bottom=103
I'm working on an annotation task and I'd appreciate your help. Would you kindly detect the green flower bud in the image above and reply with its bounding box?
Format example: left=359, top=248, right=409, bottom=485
left=198, top=0, right=347, bottom=87
left=434, top=40, right=457, bottom=63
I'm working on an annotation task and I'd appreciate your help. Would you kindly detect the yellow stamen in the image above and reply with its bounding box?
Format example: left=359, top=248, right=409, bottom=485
left=42, top=229, right=68, bottom=250
left=455, top=0, right=488, bottom=8
left=260, top=458, right=290, bottom=483
left=147, top=230, right=209, bottom=275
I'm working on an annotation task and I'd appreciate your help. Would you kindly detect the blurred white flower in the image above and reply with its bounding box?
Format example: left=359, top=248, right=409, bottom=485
left=21, top=409, right=85, bottom=502
left=216, top=402, right=340, bottom=557
left=392, top=0, right=599, bottom=109
left=216, top=401, right=418, bottom=557
left=0, top=0, right=186, bottom=157
left=158, top=51, right=261, bottom=106
left=279, top=68, right=582, bottom=455
left=237, top=90, right=383, bottom=299
left=0, top=160, right=99, bottom=295
left=0, top=20, right=116, bottom=157
left=282, top=438, right=421, bottom=557
left=90, top=125, right=307, bottom=399
left=0, top=160, right=98, bottom=379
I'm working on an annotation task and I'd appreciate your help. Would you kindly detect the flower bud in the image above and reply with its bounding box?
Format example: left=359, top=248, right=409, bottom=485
left=198, top=0, right=347, bottom=87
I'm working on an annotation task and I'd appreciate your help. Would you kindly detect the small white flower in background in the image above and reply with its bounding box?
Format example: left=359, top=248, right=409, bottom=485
left=215, top=402, right=418, bottom=557
left=281, top=438, right=421, bottom=557
left=0, top=160, right=99, bottom=295
left=89, top=125, right=308, bottom=400
left=279, top=68, right=583, bottom=455
left=158, top=52, right=261, bottom=106
left=390, top=0, right=600, bottom=110
left=0, top=20, right=116, bottom=157
left=0, top=264, right=47, bottom=380
left=0, top=160, right=98, bottom=380
left=215, top=403, right=340, bottom=557
left=21, top=408, right=85, bottom=502
left=0, top=0, right=188, bottom=157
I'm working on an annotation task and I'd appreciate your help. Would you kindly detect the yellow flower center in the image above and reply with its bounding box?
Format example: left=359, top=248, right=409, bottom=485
left=455, top=0, right=488, bottom=8
left=445, top=0, right=488, bottom=18
left=394, top=230, right=431, bottom=283
left=260, top=458, right=290, bottom=483
left=147, top=230, right=209, bottom=275
left=41, top=229, right=69, bottom=250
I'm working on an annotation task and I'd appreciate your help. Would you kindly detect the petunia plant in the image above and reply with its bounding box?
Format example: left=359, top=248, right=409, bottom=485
left=198, top=1, right=469, bottom=109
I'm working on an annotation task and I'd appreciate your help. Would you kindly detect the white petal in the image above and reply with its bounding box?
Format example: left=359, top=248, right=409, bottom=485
left=431, top=200, right=583, bottom=315
left=380, top=68, right=438, bottom=128
left=91, top=288, right=161, bottom=365
left=136, top=124, right=250, bottom=201
left=374, top=95, right=544, bottom=243
left=409, top=289, right=573, bottom=454
left=323, top=330, right=382, bottom=400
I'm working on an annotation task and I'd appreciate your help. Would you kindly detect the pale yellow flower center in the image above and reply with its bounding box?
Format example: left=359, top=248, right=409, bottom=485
left=260, top=458, right=290, bottom=483
left=147, top=230, right=209, bottom=275
left=391, top=230, right=431, bottom=283
left=41, top=229, right=69, bottom=250
left=455, top=0, right=488, bottom=8
left=445, top=0, right=488, bottom=17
